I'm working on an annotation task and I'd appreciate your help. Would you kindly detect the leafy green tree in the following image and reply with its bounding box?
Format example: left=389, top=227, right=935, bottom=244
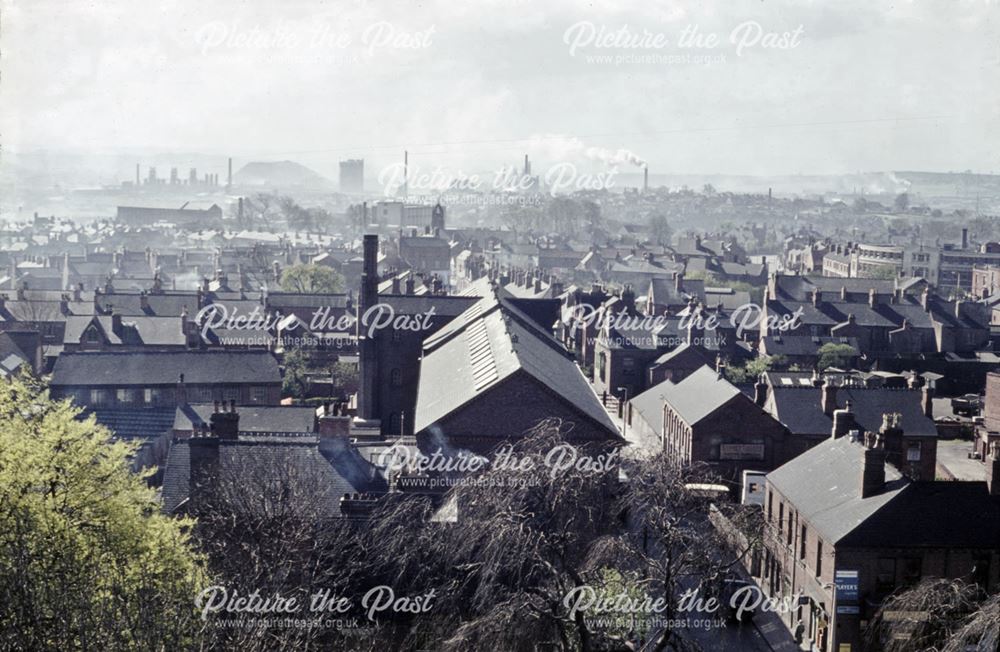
left=816, top=343, right=857, bottom=371
left=725, top=355, right=785, bottom=384
left=282, top=346, right=313, bottom=398
left=0, top=373, right=207, bottom=651
left=280, top=263, right=344, bottom=294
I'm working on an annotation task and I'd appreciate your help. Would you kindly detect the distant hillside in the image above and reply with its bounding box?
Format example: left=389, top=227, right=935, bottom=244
left=234, top=160, right=331, bottom=188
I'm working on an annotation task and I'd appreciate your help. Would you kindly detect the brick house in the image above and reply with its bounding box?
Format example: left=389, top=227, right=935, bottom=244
left=758, top=431, right=1000, bottom=652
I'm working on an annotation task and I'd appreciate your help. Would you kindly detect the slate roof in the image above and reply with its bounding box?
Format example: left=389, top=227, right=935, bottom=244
left=86, top=406, right=177, bottom=441
left=764, top=384, right=937, bottom=437
left=761, top=335, right=860, bottom=357
left=63, top=315, right=187, bottom=346
left=161, top=438, right=387, bottom=515
left=174, top=404, right=316, bottom=435
left=704, top=287, right=752, bottom=311
left=51, top=350, right=281, bottom=386
left=657, top=365, right=742, bottom=426
left=768, top=436, right=1000, bottom=547
left=415, top=285, right=619, bottom=436
left=649, top=342, right=715, bottom=369
left=771, top=275, right=898, bottom=302
left=647, top=277, right=705, bottom=307
left=96, top=292, right=199, bottom=317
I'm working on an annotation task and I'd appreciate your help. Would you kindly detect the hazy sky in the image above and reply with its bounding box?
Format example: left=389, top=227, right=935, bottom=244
left=2, top=0, right=998, bottom=177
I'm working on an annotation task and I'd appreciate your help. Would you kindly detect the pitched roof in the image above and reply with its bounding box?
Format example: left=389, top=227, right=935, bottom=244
left=51, top=350, right=281, bottom=386
left=657, top=365, right=742, bottom=426
left=765, top=384, right=937, bottom=437
left=174, top=404, right=316, bottom=435
left=86, top=406, right=177, bottom=441
left=161, top=437, right=387, bottom=515
left=768, top=436, right=1000, bottom=547
left=415, top=286, right=619, bottom=436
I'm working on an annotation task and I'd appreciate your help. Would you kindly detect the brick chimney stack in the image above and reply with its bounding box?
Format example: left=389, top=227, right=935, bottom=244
left=832, top=400, right=855, bottom=438
left=821, top=379, right=838, bottom=416
left=754, top=375, right=768, bottom=407
left=210, top=400, right=239, bottom=440
left=922, top=383, right=934, bottom=418
left=861, top=432, right=887, bottom=498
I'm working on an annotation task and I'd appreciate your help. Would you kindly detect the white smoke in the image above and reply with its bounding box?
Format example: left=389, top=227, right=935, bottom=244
left=525, top=133, right=647, bottom=169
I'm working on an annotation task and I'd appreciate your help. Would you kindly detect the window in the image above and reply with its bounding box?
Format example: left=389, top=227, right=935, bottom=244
left=222, top=386, right=240, bottom=403
left=250, top=386, right=267, bottom=404
left=767, top=491, right=773, bottom=520
left=189, top=386, right=212, bottom=403
left=876, top=557, right=896, bottom=595
left=116, top=388, right=134, bottom=404
left=391, top=369, right=403, bottom=387
left=144, top=388, right=155, bottom=404
left=90, top=389, right=109, bottom=405
left=900, top=558, right=921, bottom=587
left=786, top=512, right=794, bottom=545
left=906, top=443, right=921, bottom=461
left=815, top=541, right=823, bottom=577
left=799, top=525, right=807, bottom=559
left=778, top=503, right=784, bottom=536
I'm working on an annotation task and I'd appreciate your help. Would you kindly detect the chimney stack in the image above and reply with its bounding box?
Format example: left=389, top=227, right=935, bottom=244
left=821, top=379, right=838, bottom=416
left=754, top=375, right=768, bottom=407
left=643, top=166, right=649, bottom=193
left=210, top=400, right=240, bottom=440
left=921, top=383, right=934, bottom=418
left=962, top=227, right=969, bottom=250
left=861, top=432, right=887, bottom=498
left=110, top=308, right=123, bottom=336
left=832, top=400, right=855, bottom=438
left=227, top=157, right=233, bottom=190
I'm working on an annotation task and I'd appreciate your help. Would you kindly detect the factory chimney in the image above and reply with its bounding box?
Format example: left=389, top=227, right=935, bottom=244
left=135, top=163, right=140, bottom=186
left=227, top=158, right=232, bottom=190
left=643, top=166, right=649, bottom=193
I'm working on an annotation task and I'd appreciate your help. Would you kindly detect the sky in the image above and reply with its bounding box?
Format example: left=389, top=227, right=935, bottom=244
left=1, top=0, right=998, bottom=178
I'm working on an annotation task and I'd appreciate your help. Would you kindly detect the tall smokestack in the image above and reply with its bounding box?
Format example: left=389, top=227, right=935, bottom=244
left=227, top=158, right=232, bottom=190
left=962, top=228, right=969, bottom=250
left=524, top=154, right=530, bottom=176
left=404, top=150, right=408, bottom=200
left=643, top=166, right=649, bottom=193
left=136, top=163, right=140, bottom=186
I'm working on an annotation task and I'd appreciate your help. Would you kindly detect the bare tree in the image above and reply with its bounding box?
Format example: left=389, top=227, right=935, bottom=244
left=865, top=578, right=984, bottom=652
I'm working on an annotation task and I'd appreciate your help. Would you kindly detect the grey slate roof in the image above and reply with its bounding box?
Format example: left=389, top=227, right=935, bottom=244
left=86, top=406, right=177, bottom=441
left=415, top=285, right=619, bottom=436
left=51, top=350, right=281, bottom=386
left=161, top=438, right=387, bottom=515
left=656, top=365, right=742, bottom=426
left=768, top=436, right=1000, bottom=547
left=765, top=385, right=937, bottom=437
left=174, top=404, right=316, bottom=435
